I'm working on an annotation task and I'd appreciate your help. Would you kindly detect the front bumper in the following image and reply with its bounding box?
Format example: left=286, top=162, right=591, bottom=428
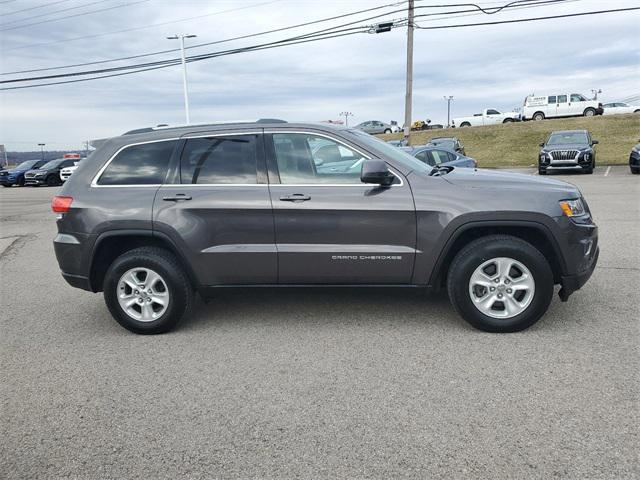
left=24, top=177, right=47, bottom=185
left=559, top=246, right=599, bottom=301
left=0, top=178, right=17, bottom=185
left=629, top=152, right=640, bottom=168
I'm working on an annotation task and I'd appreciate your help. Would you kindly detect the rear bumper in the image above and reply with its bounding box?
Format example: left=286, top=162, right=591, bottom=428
left=61, top=272, right=93, bottom=291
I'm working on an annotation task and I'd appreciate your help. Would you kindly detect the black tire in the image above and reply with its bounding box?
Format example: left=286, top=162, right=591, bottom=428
left=538, top=168, right=547, bottom=175
left=583, top=108, right=596, bottom=117
left=532, top=112, right=545, bottom=121
left=384, top=129, right=392, bottom=134
left=2, top=184, right=11, bottom=188
left=631, top=167, right=640, bottom=174
left=503, top=118, right=513, bottom=123
left=460, top=122, right=471, bottom=128
left=103, top=247, right=194, bottom=334
left=583, top=163, right=594, bottom=174
left=447, top=235, right=554, bottom=333
left=46, top=175, right=59, bottom=186
left=17, top=176, right=25, bottom=187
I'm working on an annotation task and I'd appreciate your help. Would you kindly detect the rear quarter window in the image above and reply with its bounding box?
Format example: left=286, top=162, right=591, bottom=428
left=97, top=140, right=177, bottom=185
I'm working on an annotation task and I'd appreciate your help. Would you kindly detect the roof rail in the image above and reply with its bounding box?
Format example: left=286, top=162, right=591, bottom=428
left=123, top=119, right=287, bottom=135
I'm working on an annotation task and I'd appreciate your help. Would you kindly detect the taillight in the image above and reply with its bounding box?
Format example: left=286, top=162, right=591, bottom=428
left=51, top=195, right=73, bottom=213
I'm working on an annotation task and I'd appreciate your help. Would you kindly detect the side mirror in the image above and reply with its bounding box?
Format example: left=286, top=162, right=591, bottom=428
left=361, top=160, right=395, bottom=186
left=592, top=140, right=599, bottom=145
left=539, top=142, right=545, bottom=147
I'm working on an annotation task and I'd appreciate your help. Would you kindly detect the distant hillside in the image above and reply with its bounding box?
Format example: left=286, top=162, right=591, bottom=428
left=3, top=150, right=86, bottom=166
left=381, top=113, right=640, bottom=168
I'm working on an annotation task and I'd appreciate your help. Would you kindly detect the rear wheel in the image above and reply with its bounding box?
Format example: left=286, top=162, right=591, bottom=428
left=532, top=112, right=545, bottom=121
left=460, top=122, right=471, bottom=127
left=583, top=108, right=596, bottom=117
left=103, top=247, right=193, bottom=334
left=447, top=235, right=554, bottom=332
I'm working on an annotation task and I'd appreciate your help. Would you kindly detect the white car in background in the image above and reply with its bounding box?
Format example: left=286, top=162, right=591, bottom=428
left=602, top=102, right=640, bottom=115
left=522, top=93, right=603, bottom=121
left=452, top=108, right=520, bottom=127
left=60, top=160, right=83, bottom=182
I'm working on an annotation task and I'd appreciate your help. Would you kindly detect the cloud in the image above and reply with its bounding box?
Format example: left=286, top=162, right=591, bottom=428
left=1, top=0, right=638, bottom=150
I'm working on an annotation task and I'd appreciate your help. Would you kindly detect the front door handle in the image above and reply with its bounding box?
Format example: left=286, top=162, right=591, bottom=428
left=280, top=193, right=311, bottom=202
left=163, top=194, right=192, bottom=201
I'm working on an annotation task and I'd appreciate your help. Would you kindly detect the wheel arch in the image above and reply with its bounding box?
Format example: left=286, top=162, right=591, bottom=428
left=428, top=221, right=566, bottom=289
left=89, top=230, right=198, bottom=292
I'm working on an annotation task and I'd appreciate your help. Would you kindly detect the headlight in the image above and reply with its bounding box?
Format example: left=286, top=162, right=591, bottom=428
left=559, top=198, right=586, bottom=217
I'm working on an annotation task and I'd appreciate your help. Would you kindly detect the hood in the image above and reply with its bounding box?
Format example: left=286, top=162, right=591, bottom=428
left=542, top=143, right=591, bottom=151
left=26, top=168, right=48, bottom=174
left=442, top=168, right=580, bottom=196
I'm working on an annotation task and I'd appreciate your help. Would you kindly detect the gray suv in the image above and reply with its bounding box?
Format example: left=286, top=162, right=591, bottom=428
left=53, top=121, right=598, bottom=334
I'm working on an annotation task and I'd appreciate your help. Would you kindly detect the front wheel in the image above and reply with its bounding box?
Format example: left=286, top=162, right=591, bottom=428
left=583, top=108, right=596, bottom=117
left=103, top=247, right=193, bottom=334
left=383, top=129, right=391, bottom=134
left=503, top=118, right=513, bottom=123
left=46, top=175, right=59, bottom=186
left=460, top=122, right=471, bottom=127
left=447, top=235, right=554, bottom=332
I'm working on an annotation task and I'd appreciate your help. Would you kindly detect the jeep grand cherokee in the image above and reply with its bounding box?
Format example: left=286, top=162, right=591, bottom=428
left=52, top=121, right=598, bottom=334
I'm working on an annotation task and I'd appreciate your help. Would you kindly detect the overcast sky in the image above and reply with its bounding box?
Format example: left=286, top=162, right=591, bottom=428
left=0, top=0, right=638, bottom=151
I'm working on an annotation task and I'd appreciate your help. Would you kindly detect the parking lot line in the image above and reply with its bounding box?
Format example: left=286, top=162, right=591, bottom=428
left=604, top=166, right=611, bottom=177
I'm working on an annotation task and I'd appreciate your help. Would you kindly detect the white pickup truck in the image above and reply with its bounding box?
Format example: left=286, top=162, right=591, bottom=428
left=452, top=108, right=521, bottom=128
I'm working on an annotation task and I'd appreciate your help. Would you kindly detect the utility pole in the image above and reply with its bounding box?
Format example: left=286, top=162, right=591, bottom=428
left=167, top=33, right=197, bottom=124
left=403, top=0, right=414, bottom=140
left=38, top=143, right=45, bottom=160
left=339, top=111, right=353, bottom=127
left=444, top=96, right=454, bottom=128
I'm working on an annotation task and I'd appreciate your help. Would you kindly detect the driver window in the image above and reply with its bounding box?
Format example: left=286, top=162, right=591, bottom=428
left=272, top=133, right=366, bottom=184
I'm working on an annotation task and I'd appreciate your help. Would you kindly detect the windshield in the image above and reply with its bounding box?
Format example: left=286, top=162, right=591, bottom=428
left=348, top=130, right=431, bottom=173
left=40, top=159, right=64, bottom=169
left=429, top=139, right=455, bottom=150
left=15, top=160, right=39, bottom=170
left=547, top=132, right=589, bottom=145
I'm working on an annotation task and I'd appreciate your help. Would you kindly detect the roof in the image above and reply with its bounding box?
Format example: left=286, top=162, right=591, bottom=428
left=549, top=129, right=588, bottom=134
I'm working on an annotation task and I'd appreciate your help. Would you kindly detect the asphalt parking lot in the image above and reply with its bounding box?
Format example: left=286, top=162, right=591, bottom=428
left=1, top=166, right=638, bottom=479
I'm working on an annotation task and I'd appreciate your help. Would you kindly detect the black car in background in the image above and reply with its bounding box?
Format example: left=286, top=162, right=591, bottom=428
left=538, top=130, right=598, bottom=175
left=427, top=137, right=466, bottom=155
left=24, top=158, right=77, bottom=186
left=630, top=141, right=640, bottom=174
left=401, top=145, right=477, bottom=168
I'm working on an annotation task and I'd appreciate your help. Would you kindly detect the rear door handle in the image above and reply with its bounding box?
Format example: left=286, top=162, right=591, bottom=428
left=280, top=193, right=311, bottom=202
left=162, top=193, right=192, bottom=201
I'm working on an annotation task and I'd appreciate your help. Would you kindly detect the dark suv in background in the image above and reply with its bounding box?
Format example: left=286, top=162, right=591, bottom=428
left=53, top=121, right=598, bottom=334
left=538, top=130, right=598, bottom=175
left=25, top=158, right=77, bottom=186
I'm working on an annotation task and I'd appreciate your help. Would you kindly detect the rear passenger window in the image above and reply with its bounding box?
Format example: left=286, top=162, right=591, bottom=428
left=98, top=140, right=176, bottom=185
left=557, top=95, right=567, bottom=103
left=180, top=136, right=257, bottom=184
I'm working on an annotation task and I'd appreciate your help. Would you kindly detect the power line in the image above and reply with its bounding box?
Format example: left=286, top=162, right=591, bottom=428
left=1, top=0, right=75, bottom=17
left=3, top=2, right=631, bottom=91
left=0, top=0, right=150, bottom=32
left=0, top=30, right=371, bottom=91
left=2, top=0, right=283, bottom=52
left=2, top=0, right=565, bottom=75
left=412, top=6, right=640, bottom=29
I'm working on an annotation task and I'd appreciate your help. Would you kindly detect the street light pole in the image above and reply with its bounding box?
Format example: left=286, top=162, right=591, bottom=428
left=167, top=33, right=197, bottom=124
left=403, top=0, right=414, bottom=140
left=444, top=96, right=454, bottom=128
left=38, top=143, right=45, bottom=161
left=339, top=111, right=353, bottom=127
